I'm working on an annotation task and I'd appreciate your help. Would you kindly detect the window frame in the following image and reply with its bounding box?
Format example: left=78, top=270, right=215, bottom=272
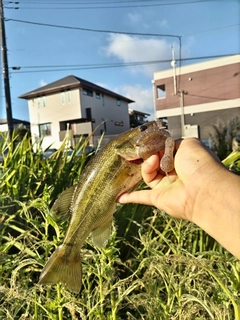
left=114, top=121, right=124, bottom=126
left=42, top=96, right=46, bottom=107
left=67, top=90, right=71, bottom=103
left=61, top=91, right=65, bottom=104
left=37, top=97, right=41, bottom=108
left=82, top=89, right=93, bottom=97
left=39, top=123, right=51, bottom=137
left=96, top=92, right=101, bottom=99
left=157, top=84, right=166, bottom=99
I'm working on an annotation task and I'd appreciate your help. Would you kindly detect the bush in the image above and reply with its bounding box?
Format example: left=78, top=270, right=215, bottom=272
left=210, top=115, right=240, bottom=160
left=0, top=131, right=239, bottom=319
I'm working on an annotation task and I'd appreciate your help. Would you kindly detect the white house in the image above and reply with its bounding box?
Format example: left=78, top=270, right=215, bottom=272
left=19, top=75, right=134, bottom=149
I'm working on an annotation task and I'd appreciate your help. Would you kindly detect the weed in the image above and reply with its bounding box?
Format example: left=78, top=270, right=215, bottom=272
left=0, top=132, right=239, bottom=319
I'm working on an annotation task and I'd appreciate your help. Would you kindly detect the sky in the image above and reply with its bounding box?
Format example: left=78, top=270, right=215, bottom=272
left=0, top=0, right=239, bottom=121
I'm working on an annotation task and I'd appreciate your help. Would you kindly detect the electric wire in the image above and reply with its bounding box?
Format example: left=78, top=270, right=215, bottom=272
left=10, top=54, right=239, bottom=74
left=6, top=18, right=181, bottom=39
left=5, top=0, right=220, bottom=9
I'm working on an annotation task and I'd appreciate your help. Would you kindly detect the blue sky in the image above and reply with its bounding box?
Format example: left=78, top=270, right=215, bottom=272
left=1, top=0, right=239, bottom=121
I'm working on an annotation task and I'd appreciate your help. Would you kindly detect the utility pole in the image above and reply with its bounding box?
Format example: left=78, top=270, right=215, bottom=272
left=171, top=46, right=177, bottom=95
left=0, top=0, right=13, bottom=139
left=180, top=90, right=185, bottom=138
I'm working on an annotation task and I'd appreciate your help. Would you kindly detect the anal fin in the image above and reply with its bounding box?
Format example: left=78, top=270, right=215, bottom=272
left=91, top=218, right=113, bottom=248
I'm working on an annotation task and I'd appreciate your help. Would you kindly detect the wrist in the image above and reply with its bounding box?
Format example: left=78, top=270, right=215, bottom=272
left=175, top=138, right=225, bottom=223
left=190, top=166, right=240, bottom=258
left=190, top=163, right=225, bottom=223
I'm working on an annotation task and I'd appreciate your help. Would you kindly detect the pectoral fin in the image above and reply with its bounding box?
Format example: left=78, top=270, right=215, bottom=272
left=91, top=218, right=113, bottom=248
left=51, top=185, right=77, bottom=222
left=112, top=163, right=140, bottom=190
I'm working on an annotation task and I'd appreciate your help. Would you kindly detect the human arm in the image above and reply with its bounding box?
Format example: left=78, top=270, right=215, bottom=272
left=118, top=138, right=240, bottom=259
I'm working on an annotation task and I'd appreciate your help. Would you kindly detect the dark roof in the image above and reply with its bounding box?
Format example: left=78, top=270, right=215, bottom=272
left=19, top=75, right=134, bottom=103
left=129, top=109, right=150, bottom=116
left=0, top=118, right=30, bottom=126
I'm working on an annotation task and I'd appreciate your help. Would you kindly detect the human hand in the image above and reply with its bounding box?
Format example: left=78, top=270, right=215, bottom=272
left=118, top=138, right=224, bottom=223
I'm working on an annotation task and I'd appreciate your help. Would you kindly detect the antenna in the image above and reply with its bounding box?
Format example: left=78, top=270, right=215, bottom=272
left=171, top=46, right=177, bottom=95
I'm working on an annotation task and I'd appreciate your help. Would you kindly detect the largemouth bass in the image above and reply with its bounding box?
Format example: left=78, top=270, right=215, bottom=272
left=39, top=121, right=175, bottom=293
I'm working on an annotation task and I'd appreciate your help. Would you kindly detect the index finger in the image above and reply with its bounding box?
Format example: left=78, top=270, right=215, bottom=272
left=142, top=139, right=182, bottom=188
left=141, top=153, right=163, bottom=188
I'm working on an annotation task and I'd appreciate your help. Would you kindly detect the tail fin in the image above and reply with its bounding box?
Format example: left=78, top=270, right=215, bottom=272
left=39, top=245, right=82, bottom=294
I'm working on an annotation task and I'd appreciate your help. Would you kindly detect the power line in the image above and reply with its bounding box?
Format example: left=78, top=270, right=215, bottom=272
left=183, top=23, right=240, bottom=36
left=7, top=18, right=181, bottom=39
left=10, top=0, right=218, bottom=3
left=10, top=54, right=239, bottom=74
left=5, top=0, right=219, bottom=9
left=7, top=17, right=182, bottom=66
left=10, top=61, right=174, bottom=74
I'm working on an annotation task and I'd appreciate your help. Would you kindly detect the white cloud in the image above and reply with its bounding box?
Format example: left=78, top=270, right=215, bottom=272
left=127, top=13, right=141, bottom=24
left=160, top=19, right=168, bottom=28
left=126, top=12, right=149, bottom=29
left=96, top=81, right=154, bottom=118
left=103, top=34, right=181, bottom=77
left=39, top=79, right=47, bottom=87
left=114, top=84, right=155, bottom=120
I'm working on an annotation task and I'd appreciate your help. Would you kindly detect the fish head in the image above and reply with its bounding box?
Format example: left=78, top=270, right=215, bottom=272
left=114, top=120, right=170, bottom=162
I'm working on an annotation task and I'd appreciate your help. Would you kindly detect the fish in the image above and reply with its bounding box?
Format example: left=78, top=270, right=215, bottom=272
left=38, top=120, right=175, bottom=293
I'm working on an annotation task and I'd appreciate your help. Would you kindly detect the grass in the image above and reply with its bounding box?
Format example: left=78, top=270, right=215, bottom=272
left=0, top=131, right=239, bottom=319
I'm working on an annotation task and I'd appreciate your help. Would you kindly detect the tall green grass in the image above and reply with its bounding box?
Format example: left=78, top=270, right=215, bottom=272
left=0, top=132, right=239, bottom=319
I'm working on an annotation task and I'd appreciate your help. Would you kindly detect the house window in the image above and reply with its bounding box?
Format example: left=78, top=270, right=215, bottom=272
left=83, top=89, right=93, bottom=97
left=157, top=85, right=166, bottom=99
left=115, top=121, right=124, bottom=126
left=37, top=97, right=41, bottom=108
left=39, top=123, right=51, bottom=137
left=116, top=99, right=121, bottom=106
left=42, top=96, right=46, bottom=107
left=96, top=92, right=101, bottom=99
left=67, top=90, right=71, bottom=103
left=137, top=115, right=144, bottom=122
left=86, top=108, right=92, bottom=122
left=102, top=94, right=105, bottom=106
left=61, top=92, right=65, bottom=104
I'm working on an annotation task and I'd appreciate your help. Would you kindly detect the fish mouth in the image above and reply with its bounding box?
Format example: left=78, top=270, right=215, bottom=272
left=125, top=158, right=143, bottom=165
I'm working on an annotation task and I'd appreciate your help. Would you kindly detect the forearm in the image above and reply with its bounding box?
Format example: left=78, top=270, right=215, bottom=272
left=192, top=167, right=240, bottom=259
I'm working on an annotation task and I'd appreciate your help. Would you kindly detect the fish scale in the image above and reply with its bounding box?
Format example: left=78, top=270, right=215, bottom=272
left=39, top=120, right=175, bottom=293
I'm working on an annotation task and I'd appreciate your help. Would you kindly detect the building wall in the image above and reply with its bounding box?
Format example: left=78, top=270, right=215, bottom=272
left=153, top=55, right=240, bottom=140
left=28, top=88, right=81, bottom=148
left=0, top=124, right=8, bottom=132
left=28, top=87, right=130, bottom=149
left=168, top=107, right=240, bottom=141
left=154, top=62, right=240, bottom=112
left=79, top=88, right=130, bottom=136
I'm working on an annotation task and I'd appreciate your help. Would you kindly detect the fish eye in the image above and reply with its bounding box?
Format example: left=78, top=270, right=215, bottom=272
left=139, top=124, right=148, bottom=132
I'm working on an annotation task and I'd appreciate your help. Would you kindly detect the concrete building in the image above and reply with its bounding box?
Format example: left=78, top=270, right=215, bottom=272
left=153, top=54, right=240, bottom=145
left=19, top=75, right=134, bottom=149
